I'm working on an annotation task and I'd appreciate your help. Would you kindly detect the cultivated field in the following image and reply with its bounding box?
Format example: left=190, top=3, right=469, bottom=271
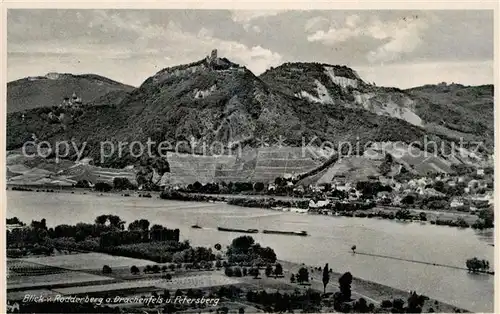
left=52, top=273, right=241, bottom=295
left=7, top=289, right=60, bottom=301
left=8, top=260, right=65, bottom=277
left=52, top=281, right=157, bottom=295
left=20, top=252, right=158, bottom=271
left=153, top=273, right=241, bottom=290
left=8, top=270, right=113, bottom=290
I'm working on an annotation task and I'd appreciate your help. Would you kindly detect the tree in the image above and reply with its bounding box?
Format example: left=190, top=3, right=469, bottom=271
left=407, top=291, right=426, bottom=313
left=466, top=257, right=490, bottom=273
left=478, top=207, right=494, bottom=228
left=95, top=215, right=108, bottom=225
left=338, top=272, right=353, bottom=301
left=224, top=267, right=234, bottom=277
left=402, top=194, right=416, bottom=205
left=433, top=181, right=445, bottom=193
left=152, top=265, right=161, bottom=273
left=249, top=267, right=260, bottom=279
left=215, top=260, right=222, bottom=269
left=396, top=209, right=411, bottom=220
left=238, top=307, right=245, bottom=314
left=214, top=243, right=222, bottom=251
left=75, top=180, right=91, bottom=188
left=353, top=298, right=369, bottom=313
left=113, top=177, right=135, bottom=190
left=265, top=265, right=273, bottom=277
left=392, top=298, right=405, bottom=312
left=297, top=267, right=309, bottom=284
left=102, top=265, right=112, bottom=274
left=274, top=263, right=283, bottom=277
left=130, top=265, right=140, bottom=275
left=419, top=212, right=427, bottom=221
left=95, top=182, right=113, bottom=192
left=107, top=215, right=124, bottom=229
left=322, top=263, right=330, bottom=294
left=128, top=219, right=150, bottom=231
left=230, top=236, right=255, bottom=251
left=254, top=182, right=265, bottom=192
left=351, top=245, right=356, bottom=253
left=193, top=181, right=202, bottom=191
left=233, top=267, right=242, bottom=277
left=290, top=273, right=296, bottom=283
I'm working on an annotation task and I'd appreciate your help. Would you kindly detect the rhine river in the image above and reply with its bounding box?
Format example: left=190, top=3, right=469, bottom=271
left=7, top=191, right=494, bottom=312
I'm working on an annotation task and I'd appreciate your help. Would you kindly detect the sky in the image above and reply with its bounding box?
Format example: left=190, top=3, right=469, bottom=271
left=7, top=9, right=494, bottom=88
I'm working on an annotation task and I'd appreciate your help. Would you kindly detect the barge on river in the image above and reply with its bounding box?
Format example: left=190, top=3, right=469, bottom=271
left=262, top=230, right=308, bottom=236
left=217, top=227, right=259, bottom=234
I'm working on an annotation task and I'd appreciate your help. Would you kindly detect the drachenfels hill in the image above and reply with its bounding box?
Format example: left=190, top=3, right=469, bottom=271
left=6, top=50, right=493, bottom=184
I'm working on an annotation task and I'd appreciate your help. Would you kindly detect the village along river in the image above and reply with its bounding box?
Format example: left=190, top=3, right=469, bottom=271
left=7, top=191, right=494, bottom=312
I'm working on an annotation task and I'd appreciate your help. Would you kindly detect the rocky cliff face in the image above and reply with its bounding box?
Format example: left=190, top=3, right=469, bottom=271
left=259, top=62, right=423, bottom=127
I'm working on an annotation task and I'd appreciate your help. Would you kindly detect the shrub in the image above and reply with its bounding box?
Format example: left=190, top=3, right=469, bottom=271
left=95, top=182, right=113, bottom=192
left=130, top=265, right=140, bottom=275
left=224, top=267, right=234, bottom=277
left=102, top=265, right=112, bottom=274
left=113, top=177, right=136, bottom=190
left=233, top=267, right=242, bottom=277
left=215, top=260, right=222, bottom=269
left=381, top=300, right=392, bottom=308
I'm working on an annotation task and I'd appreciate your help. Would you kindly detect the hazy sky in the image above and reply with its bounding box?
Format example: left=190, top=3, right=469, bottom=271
left=7, top=9, right=494, bottom=88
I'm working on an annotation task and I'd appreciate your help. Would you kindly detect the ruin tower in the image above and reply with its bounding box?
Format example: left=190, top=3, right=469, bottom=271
left=211, top=49, right=217, bottom=60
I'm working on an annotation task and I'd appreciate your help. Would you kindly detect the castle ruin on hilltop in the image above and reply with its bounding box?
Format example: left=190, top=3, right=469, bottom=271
left=205, top=49, right=242, bottom=71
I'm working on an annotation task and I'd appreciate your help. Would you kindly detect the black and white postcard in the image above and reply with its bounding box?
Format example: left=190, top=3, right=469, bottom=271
left=2, top=2, right=497, bottom=313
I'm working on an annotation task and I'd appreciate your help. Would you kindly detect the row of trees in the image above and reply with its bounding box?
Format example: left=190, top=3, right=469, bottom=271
left=7, top=215, right=188, bottom=262
left=223, top=263, right=284, bottom=279
left=245, top=288, right=322, bottom=313
left=183, top=181, right=266, bottom=194
left=75, top=177, right=136, bottom=191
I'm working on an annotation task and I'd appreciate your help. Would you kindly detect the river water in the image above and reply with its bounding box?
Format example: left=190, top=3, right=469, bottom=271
left=7, top=191, right=494, bottom=312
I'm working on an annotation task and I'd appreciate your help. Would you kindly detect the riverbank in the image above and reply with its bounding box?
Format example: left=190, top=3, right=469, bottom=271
left=159, top=189, right=490, bottom=230
left=7, top=187, right=489, bottom=230
left=6, top=251, right=470, bottom=313
left=277, top=260, right=469, bottom=313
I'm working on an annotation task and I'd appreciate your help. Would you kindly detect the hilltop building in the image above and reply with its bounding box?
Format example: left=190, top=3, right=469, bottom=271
left=60, top=92, right=82, bottom=108
left=205, top=49, right=241, bottom=71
